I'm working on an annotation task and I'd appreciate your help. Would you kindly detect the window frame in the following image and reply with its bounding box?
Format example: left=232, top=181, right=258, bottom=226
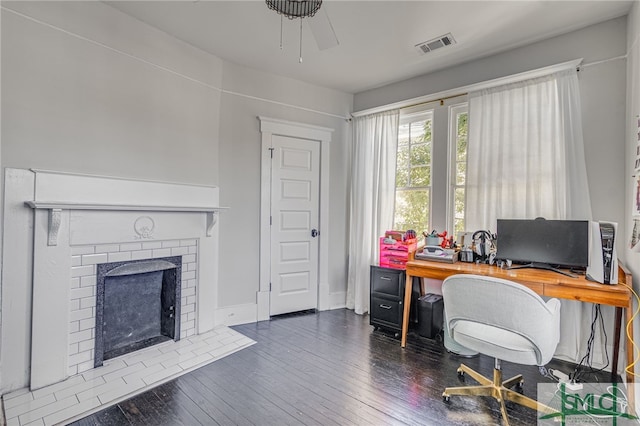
left=447, top=103, right=469, bottom=237
left=393, top=109, right=434, bottom=232
left=392, top=99, right=468, bottom=236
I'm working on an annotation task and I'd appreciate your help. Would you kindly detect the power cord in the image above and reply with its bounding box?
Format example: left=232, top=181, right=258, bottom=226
left=571, top=304, right=609, bottom=383
left=571, top=305, right=597, bottom=382
left=620, top=282, right=640, bottom=378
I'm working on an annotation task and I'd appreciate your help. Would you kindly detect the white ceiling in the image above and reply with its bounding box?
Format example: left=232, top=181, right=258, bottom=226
left=106, top=1, right=634, bottom=94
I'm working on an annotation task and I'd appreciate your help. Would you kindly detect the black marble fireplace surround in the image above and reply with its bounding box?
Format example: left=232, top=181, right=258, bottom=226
left=94, top=256, right=182, bottom=367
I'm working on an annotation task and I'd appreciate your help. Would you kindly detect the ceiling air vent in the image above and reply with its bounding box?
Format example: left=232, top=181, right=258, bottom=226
left=415, top=33, right=456, bottom=55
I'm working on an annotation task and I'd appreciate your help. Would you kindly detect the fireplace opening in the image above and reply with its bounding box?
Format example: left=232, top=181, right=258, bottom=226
left=94, top=256, right=182, bottom=367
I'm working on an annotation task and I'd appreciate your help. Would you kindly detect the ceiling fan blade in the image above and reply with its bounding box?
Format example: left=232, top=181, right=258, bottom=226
left=308, top=8, right=339, bottom=51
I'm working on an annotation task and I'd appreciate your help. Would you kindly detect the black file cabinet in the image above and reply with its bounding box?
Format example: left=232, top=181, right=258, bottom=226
left=370, top=265, right=419, bottom=336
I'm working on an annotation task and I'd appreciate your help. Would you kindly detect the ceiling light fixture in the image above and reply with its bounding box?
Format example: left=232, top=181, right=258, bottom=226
left=265, top=0, right=322, bottom=63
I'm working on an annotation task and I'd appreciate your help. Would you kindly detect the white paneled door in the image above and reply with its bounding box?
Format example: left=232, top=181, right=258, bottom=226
left=269, top=135, right=320, bottom=316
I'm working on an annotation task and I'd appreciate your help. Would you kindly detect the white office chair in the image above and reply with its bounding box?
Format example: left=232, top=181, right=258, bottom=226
left=441, top=274, right=561, bottom=425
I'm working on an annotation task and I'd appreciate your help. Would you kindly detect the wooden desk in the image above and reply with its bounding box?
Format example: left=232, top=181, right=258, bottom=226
left=401, top=254, right=634, bottom=387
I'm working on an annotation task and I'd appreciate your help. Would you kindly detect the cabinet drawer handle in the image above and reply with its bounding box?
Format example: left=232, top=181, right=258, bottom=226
left=380, top=276, right=391, bottom=281
left=379, top=304, right=392, bottom=310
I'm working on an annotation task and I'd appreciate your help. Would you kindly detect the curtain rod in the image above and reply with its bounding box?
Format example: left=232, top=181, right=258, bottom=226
left=394, top=54, right=613, bottom=112
left=351, top=58, right=584, bottom=118
left=577, top=54, right=627, bottom=71
left=396, top=93, right=468, bottom=112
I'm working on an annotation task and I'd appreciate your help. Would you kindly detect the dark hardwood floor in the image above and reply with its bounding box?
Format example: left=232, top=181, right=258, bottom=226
left=71, top=309, right=613, bottom=425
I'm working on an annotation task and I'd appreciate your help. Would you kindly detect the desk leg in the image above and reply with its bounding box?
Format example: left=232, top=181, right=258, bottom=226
left=401, top=272, right=413, bottom=348
left=625, top=304, right=635, bottom=414
left=612, top=307, right=622, bottom=382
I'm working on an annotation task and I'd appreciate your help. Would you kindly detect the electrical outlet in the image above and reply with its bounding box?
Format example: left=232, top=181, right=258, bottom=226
left=565, top=381, right=583, bottom=391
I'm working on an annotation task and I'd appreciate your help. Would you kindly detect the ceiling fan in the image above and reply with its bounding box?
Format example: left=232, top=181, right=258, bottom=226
left=265, top=0, right=339, bottom=62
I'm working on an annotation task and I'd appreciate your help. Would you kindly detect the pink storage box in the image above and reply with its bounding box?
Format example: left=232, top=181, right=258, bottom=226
left=379, top=237, right=417, bottom=270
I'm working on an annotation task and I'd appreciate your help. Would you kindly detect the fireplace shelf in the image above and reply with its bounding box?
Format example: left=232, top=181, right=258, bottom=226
left=25, top=200, right=228, bottom=212
left=25, top=201, right=229, bottom=245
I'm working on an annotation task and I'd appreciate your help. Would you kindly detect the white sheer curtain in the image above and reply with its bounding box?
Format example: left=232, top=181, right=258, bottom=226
left=466, top=69, right=591, bottom=229
left=466, top=68, right=610, bottom=367
left=347, top=110, right=399, bottom=314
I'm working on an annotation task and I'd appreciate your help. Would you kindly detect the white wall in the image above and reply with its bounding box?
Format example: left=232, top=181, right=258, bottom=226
left=1, top=1, right=223, bottom=184
left=355, top=17, right=628, bottom=257
left=0, top=1, right=353, bottom=393
left=625, top=0, right=640, bottom=407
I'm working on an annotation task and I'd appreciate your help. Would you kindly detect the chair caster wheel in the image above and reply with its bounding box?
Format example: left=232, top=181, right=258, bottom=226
left=457, top=369, right=465, bottom=381
left=515, top=380, right=524, bottom=392
left=442, top=394, right=450, bottom=403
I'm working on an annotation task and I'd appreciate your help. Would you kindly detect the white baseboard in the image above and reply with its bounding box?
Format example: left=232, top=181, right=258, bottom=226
left=256, top=290, right=270, bottom=322
left=214, top=303, right=257, bottom=326
left=328, top=291, right=347, bottom=310
left=215, top=293, right=346, bottom=326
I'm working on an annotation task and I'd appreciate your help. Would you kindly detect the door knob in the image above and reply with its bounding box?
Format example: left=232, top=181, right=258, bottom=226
left=311, top=229, right=319, bottom=238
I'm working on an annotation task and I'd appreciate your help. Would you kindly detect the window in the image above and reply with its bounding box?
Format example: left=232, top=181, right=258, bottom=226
left=393, top=111, right=432, bottom=232
left=392, top=100, right=469, bottom=237
left=449, top=104, right=468, bottom=236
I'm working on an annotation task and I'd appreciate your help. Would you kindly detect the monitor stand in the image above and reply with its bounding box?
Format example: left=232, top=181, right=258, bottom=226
left=506, top=262, right=578, bottom=278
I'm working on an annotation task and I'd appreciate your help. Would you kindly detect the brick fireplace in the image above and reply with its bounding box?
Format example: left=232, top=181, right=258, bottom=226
left=1, top=169, right=225, bottom=392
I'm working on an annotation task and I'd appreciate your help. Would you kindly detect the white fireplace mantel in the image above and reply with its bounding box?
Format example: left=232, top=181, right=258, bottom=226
left=25, top=201, right=228, bottom=245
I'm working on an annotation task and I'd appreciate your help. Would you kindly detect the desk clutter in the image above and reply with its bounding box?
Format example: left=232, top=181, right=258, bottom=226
left=382, top=228, right=494, bottom=265
left=381, top=228, right=498, bottom=265
left=379, top=230, right=417, bottom=269
left=380, top=219, right=619, bottom=283
left=415, top=245, right=458, bottom=263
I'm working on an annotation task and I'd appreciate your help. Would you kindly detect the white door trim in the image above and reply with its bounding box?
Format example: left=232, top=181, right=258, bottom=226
left=257, top=116, right=333, bottom=321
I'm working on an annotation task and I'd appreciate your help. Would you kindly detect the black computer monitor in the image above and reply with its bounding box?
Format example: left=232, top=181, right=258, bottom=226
left=495, top=218, right=589, bottom=277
